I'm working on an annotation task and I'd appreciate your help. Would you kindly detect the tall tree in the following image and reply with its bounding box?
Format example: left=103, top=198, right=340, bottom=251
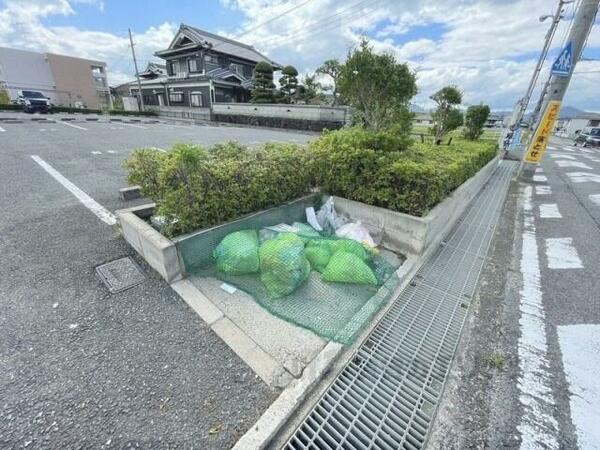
left=316, top=59, right=343, bottom=106
left=279, top=65, right=299, bottom=103
left=430, top=86, right=463, bottom=144
left=298, top=74, right=325, bottom=104
left=338, top=38, right=417, bottom=131
left=251, top=62, right=275, bottom=103
left=463, top=104, right=491, bottom=140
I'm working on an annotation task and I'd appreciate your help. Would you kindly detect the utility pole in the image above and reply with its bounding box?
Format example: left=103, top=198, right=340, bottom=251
left=128, top=28, right=144, bottom=111
left=523, top=0, right=599, bottom=166
left=507, top=0, right=569, bottom=133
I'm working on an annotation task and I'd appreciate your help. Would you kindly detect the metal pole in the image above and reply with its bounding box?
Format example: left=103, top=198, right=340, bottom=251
left=129, top=28, right=145, bottom=111
left=522, top=0, right=599, bottom=169
left=508, top=0, right=567, bottom=132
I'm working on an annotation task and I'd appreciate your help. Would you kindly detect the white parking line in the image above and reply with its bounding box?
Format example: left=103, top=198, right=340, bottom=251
left=566, top=172, right=600, bottom=183
left=589, top=194, right=600, bottom=206
left=58, top=121, right=87, bottom=131
left=535, top=167, right=544, bottom=173
left=539, top=203, right=562, bottom=218
left=550, top=154, right=576, bottom=160
left=533, top=175, right=548, bottom=182
left=545, top=237, right=583, bottom=269
left=149, top=146, right=166, bottom=153
left=535, top=185, right=552, bottom=195
left=547, top=145, right=557, bottom=151
left=0, top=125, right=5, bottom=132
left=555, top=160, right=592, bottom=169
left=558, top=324, right=600, bottom=450
left=120, top=122, right=147, bottom=129
left=517, top=185, right=559, bottom=449
left=30, top=155, right=116, bottom=225
left=91, top=151, right=102, bottom=155
left=107, top=150, right=117, bottom=154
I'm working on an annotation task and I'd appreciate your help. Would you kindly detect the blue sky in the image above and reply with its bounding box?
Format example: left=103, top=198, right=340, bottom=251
left=0, top=0, right=599, bottom=110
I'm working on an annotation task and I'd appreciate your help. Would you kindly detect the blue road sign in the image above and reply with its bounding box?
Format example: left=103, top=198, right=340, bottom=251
left=551, top=41, right=573, bottom=77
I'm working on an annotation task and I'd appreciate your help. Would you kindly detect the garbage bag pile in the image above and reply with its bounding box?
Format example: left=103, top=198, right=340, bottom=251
left=213, top=198, right=387, bottom=298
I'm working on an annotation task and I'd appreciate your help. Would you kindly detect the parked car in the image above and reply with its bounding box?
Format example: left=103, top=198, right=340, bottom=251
left=17, top=90, right=52, bottom=113
left=583, top=128, right=600, bottom=148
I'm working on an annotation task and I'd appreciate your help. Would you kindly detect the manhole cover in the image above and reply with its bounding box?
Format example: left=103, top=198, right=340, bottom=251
left=96, top=257, right=145, bottom=293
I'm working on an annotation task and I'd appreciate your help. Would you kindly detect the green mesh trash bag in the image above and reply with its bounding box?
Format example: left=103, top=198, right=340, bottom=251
left=259, top=233, right=311, bottom=298
left=213, top=229, right=259, bottom=275
left=305, top=240, right=332, bottom=273
left=322, top=251, right=378, bottom=285
left=292, top=222, right=321, bottom=242
left=329, top=239, right=372, bottom=261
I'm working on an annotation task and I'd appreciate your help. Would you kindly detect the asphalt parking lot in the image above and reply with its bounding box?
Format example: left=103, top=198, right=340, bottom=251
left=0, top=114, right=313, bottom=449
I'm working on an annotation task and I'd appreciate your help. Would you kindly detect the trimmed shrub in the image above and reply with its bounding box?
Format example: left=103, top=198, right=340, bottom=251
left=108, top=109, right=158, bottom=116
left=124, top=141, right=314, bottom=237
left=311, top=127, right=497, bottom=217
left=51, top=106, right=103, bottom=114
left=0, top=104, right=22, bottom=111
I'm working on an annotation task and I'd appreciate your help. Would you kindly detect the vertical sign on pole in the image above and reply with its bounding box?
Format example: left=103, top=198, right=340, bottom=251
left=524, top=100, right=561, bottom=164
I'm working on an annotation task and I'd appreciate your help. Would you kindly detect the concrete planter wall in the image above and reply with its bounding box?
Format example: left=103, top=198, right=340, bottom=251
left=329, top=155, right=501, bottom=256
left=115, top=204, right=182, bottom=283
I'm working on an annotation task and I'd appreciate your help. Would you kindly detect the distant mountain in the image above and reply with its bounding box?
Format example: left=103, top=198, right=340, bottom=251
left=558, top=105, right=586, bottom=119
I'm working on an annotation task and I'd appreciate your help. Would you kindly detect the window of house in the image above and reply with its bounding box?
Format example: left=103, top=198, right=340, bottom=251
left=243, top=65, right=253, bottom=78
left=205, top=54, right=218, bottom=64
left=188, top=58, right=198, bottom=73
left=169, top=92, right=183, bottom=103
left=167, top=60, right=180, bottom=75
left=91, top=65, right=104, bottom=74
left=190, top=92, right=203, bottom=107
left=143, top=94, right=153, bottom=105
left=230, top=63, right=243, bottom=75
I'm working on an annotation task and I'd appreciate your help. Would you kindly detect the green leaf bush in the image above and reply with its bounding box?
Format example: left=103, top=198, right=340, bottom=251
left=311, top=127, right=498, bottom=217
left=124, top=141, right=314, bottom=237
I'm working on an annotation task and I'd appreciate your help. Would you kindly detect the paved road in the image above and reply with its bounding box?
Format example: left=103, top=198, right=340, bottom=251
left=0, top=118, right=311, bottom=449
left=429, top=137, right=600, bottom=449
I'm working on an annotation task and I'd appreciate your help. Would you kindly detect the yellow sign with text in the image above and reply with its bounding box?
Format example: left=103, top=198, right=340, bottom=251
left=524, top=100, right=562, bottom=164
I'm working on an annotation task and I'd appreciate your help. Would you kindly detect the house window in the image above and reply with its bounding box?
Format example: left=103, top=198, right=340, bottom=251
left=231, top=63, right=243, bottom=75
left=188, top=58, right=199, bottom=73
left=143, top=94, right=153, bottom=105
left=169, top=92, right=183, bottom=103
left=167, top=60, right=180, bottom=75
left=190, top=92, right=203, bottom=107
left=205, top=54, right=218, bottom=64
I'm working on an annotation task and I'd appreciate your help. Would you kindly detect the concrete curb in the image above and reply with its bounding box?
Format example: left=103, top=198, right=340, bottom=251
left=330, top=154, right=501, bottom=256
left=232, top=341, right=343, bottom=450
left=115, top=204, right=182, bottom=283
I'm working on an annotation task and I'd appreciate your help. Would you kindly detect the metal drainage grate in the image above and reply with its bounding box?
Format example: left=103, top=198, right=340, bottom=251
left=96, top=257, right=146, bottom=293
left=285, top=161, right=516, bottom=450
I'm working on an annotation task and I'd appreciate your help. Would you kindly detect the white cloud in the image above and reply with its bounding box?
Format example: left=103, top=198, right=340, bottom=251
left=0, top=0, right=176, bottom=86
left=222, top=0, right=600, bottom=111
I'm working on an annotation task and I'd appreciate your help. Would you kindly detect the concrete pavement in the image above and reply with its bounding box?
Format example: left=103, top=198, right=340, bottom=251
left=0, top=118, right=312, bottom=448
left=428, top=136, right=600, bottom=449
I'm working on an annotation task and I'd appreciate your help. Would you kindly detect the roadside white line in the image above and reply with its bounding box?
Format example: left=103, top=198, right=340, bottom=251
left=107, top=150, right=117, bottom=154
left=533, top=175, right=548, bottom=182
left=120, top=122, right=147, bottom=129
left=555, top=160, right=592, bottom=169
left=589, top=194, right=600, bottom=206
left=557, top=324, right=600, bottom=450
left=539, top=203, right=562, bottom=218
left=535, top=186, right=552, bottom=195
left=517, top=185, right=559, bottom=450
left=30, top=155, right=116, bottom=225
left=566, top=172, right=600, bottom=183
left=0, top=125, right=5, bottom=132
left=545, top=238, right=583, bottom=269
left=91, top=151, right=102, bottom=155
left=58, top=120, right=87, bottom=131
left=550, top=154, right=576, bottom=160
left=149, top=146, right=166, bottom=153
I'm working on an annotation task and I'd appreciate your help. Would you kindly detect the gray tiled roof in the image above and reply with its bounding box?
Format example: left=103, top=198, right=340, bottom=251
left=165, top=24, right=281, bottom=68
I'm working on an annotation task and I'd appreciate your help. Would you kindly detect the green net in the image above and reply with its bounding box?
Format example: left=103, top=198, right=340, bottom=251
left=212, top=229, right=259, bottom=275
left=176, top=197, right=403, bottom=345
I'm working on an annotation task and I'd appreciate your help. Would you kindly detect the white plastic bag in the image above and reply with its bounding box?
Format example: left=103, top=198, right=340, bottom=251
left=335, top=222, right=376, bottom=249
left=315, top=197, right=347, bottom=233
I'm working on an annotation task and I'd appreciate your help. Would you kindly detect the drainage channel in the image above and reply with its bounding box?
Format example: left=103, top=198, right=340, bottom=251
left=285, top=160, right=516, bottom=450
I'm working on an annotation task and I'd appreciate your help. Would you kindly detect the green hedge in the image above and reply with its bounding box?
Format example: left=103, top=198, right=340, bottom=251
left=52, top=106, right=103, bottom=114
left=124, top=142, right=314, bottom=237
left=0, top=104, right=22, bottom=111
left=108, top=109, right=158, bottom=116
left=311, top=127, right=498, bottom=217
